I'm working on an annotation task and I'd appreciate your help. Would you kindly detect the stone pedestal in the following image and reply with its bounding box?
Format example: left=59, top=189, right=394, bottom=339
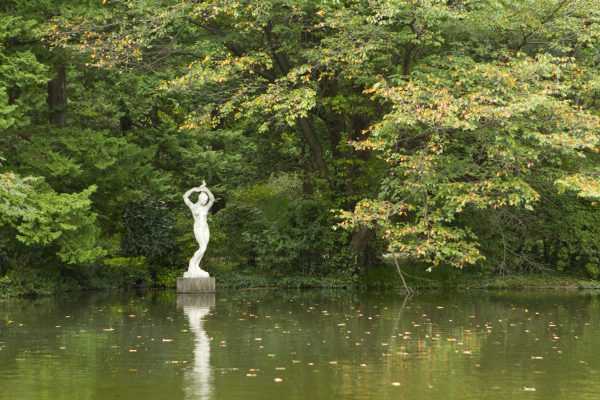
left=177, top=277, right=216, bottom=294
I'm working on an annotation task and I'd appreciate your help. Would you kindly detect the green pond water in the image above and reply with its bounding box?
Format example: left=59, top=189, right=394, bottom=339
left=1, top=289, right=599, bottom=400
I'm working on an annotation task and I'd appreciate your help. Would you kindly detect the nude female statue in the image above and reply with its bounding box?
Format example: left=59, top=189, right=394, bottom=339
left=183, top=181, right=215, bottom=278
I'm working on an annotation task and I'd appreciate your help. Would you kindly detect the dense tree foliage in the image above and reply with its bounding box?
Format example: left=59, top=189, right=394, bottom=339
left=0, top=0, right=598, bottom=293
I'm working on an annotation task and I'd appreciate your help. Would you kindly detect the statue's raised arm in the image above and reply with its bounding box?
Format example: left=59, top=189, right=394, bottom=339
left=203, top=184, right=215, bottom=210
left=183, top=187, right=202, bottom=210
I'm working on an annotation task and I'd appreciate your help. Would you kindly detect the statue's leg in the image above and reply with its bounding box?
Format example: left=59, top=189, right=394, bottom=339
left=196, top=241, right=208, bottom=268
left=188, top=249, right=203, bottom=271
left=189, top=240, right=208, bottom=271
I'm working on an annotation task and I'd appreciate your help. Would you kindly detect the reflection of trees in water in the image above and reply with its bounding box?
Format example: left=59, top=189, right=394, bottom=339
left=0, top=291, right=207, bottom=400
left=205, top=290, right=600, bottom=398
left=0, top=290, right=599, bottom=399
left=178, top=294, right=215, bottom=400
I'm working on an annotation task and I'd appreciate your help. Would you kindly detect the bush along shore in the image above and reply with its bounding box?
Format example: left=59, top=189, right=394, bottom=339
left=2, top=260, right=599, bottom=298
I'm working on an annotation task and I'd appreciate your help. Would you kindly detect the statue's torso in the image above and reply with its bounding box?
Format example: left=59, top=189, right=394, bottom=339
left=192, top=206, right=209, bottom=220
left=192, top=206, right=210, bottom=243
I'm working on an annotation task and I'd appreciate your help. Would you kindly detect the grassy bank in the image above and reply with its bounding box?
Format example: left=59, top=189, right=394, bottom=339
left=208, top=267, right=598, bottom=291
left=364, top=263, right=600, bottom=291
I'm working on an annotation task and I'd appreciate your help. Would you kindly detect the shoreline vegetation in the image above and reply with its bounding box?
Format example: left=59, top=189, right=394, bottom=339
left=2, top=262, right=598, bottom=298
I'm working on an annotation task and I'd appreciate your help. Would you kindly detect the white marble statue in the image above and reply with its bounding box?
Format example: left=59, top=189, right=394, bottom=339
left=183, top=181, right=214, bottom=278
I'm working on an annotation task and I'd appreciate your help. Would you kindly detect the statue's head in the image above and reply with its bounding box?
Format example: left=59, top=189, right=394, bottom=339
left=198, top=191, right=209, bottom=206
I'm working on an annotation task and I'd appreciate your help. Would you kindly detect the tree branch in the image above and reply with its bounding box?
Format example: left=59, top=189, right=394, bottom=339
left=186, top=17, right=276, bottom=81
left=263, top=21, right=292, bottom=74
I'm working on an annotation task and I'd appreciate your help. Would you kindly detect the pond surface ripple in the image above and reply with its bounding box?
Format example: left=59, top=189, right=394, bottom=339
left=1, top=290, right=599, bottom=400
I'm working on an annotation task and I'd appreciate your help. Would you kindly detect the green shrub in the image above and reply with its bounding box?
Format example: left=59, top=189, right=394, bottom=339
left=101, top=256, right=151, bottom=287
left=210, top=174, right=356, bottom=279
left=121, top=200, right=176, bottom=263
left=155, top=266, right=185, bottom=287
left=585, top=262, right=600, bottom=278
left=0, top=267, right=81, bottom=297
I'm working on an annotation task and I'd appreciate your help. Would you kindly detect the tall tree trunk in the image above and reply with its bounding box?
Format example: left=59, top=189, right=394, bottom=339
left=351, top=225, right=371, bottom=270
left=328, top=114, right=344, bottom=160
left=346, top=115, right=373, bottom=269
left=150, top=105, right=160, bottom=127
left=8, top=87, right=21, bottom=105
left=119, top=100, right=132, bottom=132
left=262, top=22, right=329, bottom=180
left=297, top=117, right=328, bottom=179
left=48, top=64, right=67, bottom=127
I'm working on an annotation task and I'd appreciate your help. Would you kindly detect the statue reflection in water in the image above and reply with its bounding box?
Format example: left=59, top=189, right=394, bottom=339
left=178, top=294, right=215, bottom=400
